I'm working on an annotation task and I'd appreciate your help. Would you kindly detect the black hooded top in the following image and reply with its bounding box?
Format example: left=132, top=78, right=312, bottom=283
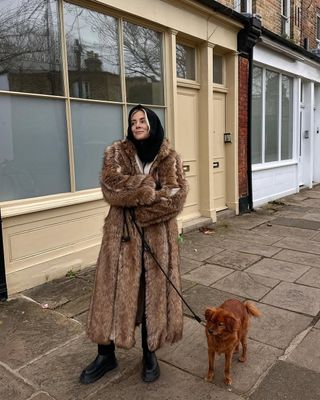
left=127, top=105, right=164, bottom=163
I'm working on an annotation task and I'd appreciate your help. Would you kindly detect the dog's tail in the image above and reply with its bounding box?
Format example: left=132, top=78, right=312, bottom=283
left=243, top=301, right=261, bottom=318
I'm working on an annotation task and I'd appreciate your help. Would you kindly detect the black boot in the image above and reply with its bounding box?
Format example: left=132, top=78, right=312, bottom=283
left=79, top=343, right=117, bottom=384
left=141, top=316, right=160, bottom=382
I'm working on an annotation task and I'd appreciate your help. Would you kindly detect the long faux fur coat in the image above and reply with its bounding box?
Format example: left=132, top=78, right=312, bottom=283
left=87, top=138, right=188, bottom=352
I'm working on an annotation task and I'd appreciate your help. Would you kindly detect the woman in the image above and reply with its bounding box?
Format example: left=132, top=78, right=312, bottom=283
left=80, top=105, right=188, bottom=384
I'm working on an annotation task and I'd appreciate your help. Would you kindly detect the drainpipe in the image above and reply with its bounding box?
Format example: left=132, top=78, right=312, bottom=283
left=237, top=16, right=261, bottom=213
left=247, top=47, right=254, bottom=210
left=0, top=209, right=8, bottom=301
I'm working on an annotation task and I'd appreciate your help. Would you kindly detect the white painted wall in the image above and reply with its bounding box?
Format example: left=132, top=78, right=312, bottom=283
left=252, top=164, right=298, bottom=207
left=313, top=85, right=320, bottom=183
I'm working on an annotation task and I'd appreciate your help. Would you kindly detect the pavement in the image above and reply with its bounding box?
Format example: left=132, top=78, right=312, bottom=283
left=1, top=187, right=320, bottom=400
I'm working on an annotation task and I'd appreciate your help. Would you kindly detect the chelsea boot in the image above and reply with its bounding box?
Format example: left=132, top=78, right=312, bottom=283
left=79, top=343, right=117, bottom=384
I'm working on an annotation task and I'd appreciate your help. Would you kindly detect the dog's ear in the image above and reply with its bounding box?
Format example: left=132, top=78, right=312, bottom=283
left=204, top=307, right=216, bottom=321
left=225, top=315, right=238, bottom=332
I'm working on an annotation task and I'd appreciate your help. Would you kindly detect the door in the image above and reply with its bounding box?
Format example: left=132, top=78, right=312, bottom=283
left=176, top=86, right=200, bottom=221
left=212, top=92, right=227, bottom=211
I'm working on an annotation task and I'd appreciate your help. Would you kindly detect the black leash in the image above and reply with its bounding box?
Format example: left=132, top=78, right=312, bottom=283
left=127, top=208, right=204, bottom=326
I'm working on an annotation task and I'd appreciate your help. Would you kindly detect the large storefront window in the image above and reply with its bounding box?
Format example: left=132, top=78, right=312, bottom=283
left=124, top=22, right=164, bottom=105
left=0, top=0, right=63, bottom=95
left=252, top=66, right=294, bottom=165
left=0, top=1, right=165, bottom=201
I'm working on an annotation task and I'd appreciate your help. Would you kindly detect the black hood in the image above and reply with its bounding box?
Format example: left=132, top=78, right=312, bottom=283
left=127, top=104, right=164, bottom=163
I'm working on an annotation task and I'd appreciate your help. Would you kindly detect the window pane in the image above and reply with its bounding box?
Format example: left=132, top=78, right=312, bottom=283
left=281, top=75, right=293, bottom=160
left=124, top=22, right=164, bottom=105
left=71, top=101, right=123, bottom=190
left=0, top=0, right=63, bottom=95
left=252, top=66, right=263, bottom=164
left=0, top=95, right=70, bottom=201
left=213, top=54, right=223, bottom=84
left=64, top=3, right=121, bottom=102
left=176, top=43, right=195, bottom=80
left=265, top=70, right=279, bottom=162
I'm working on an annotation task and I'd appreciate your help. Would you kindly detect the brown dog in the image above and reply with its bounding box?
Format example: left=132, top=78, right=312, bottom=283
left=204, top=299, right=261, bottom=385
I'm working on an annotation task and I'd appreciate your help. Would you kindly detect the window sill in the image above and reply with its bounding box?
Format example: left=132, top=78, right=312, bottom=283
left=252, top=160, right=298, bottom=172
left=176, top=79, right=200, bottom=90
left=0, top=189, right=103, bottom=218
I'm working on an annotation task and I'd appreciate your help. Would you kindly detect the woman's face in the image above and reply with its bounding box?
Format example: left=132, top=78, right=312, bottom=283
left=130, top=110, right=150, bottom=141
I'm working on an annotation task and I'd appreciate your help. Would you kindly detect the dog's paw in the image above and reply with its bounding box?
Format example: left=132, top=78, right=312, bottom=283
left=205, top=374, right=214, bottom=383
left=238, top=356, right=246, bottom=363
left=224, top=376, right=232, bottom=386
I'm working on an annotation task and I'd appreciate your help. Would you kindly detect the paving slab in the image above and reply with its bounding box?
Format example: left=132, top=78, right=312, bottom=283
left=181, top=278, right=197, bottom=292
left=225, top=215, right=268, bottom=230
left=85, top=361, right=242, bottom=400
left=246, top=258, right=310, bottom=282
left=261, top=282, right=320, bottom=316
left=307, top=230, right=320, bottom=242
left=269, top=216, right=320, bottom=230
left=273, top=249, right=320, bottom=268
left=302, top=212, right=320, bottom=222
left=315, top=320, right=320, bottom=329
left=180, top=243, right=224, bottom=262
left=55, top=292, right=91, bottom=318
left=245, top=258, right=310, bottom=282
left=253, top=223, right=317, bottom=239
left=212, top=271, right=279, bottom=301
left=23, top=277, right=93, bottom=310
left=182, top=284, right=243, bottom=319
left=158, top=318, right=282, bottom=395
left=180, top=257, right=203, bottom=274
left=274, top=236, right=320, bottom=255
left=296, top=268, right=320, bottom=287
left=287, top=329, right=320, bottom=373
left=0, top=365, right=34, bottom=400
left=182, top=264, right=233, bottom=286
left=19, top=335, right=140, bottom=400
left=215, top=228, right=282, bottom=246
left=300, top=198, right=320, bottom=208
left=73, top=311, right=88, bottom=327
left=206, top=250, right=261, bottom=271
left=249, top=361, right=320, bottom=400
left=248, top=302, right=312, bottom=349
left=0, top=298, right=83, bottom=369
left=76, top=267, right=96, bottom=283
left=29, top=393, right=56, bottom=400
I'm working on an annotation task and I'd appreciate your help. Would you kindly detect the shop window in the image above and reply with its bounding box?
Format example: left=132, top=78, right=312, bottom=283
left=281, top=0, right=291, bottom=38
left=124, top=22, right=164, bottom=105
left=252, top=66, right=263, bottom=164
left=251, top=66, right=294, bottom=165
left=0, top=0, right=63, bottom=95
left=64, top=3, right=121, bottom=102
left=0, top=95, right=70, bottom=201
left=176, top=43, right=196, bottom=80
left=234, top=0, right=252, bottom=13
left=0, top=0, right=165, bottom=201
left=213, top=54, right=224, bottom=84
left=71, top=102, right=123, bottom=190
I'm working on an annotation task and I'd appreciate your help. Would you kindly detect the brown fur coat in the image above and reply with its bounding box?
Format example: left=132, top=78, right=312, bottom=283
left=87, top=139, right=188, bottom=351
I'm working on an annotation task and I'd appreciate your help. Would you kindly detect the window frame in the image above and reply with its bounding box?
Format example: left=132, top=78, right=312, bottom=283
left=234, top=0, right=252, bottom=14
left=281, top=0, right=291, bottom=37
left=251, top=64, right=295, bottom=169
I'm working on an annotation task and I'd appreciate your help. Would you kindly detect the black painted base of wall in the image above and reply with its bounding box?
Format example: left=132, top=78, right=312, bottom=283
left=239, top=196, right=251, bottom=214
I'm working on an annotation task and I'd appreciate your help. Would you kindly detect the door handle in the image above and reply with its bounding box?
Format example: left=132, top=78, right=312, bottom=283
left=213, top=161, right=219, bottom=168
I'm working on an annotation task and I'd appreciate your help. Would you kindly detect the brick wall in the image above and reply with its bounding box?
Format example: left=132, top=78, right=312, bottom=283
left=238, top=56, right=249, bottom=200
left=253, top=0, right=282, bottom=35
left=301, top=0, right=320, bottom=49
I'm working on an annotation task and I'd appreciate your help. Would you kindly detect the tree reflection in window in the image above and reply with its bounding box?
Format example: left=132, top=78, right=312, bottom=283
left=0, top=0, right=63, bottom=95
left=123, top=22, right=164, bottom=105
left=176, top=43, right=195, bottom=80
left=64, top=3, right=121, bottom=101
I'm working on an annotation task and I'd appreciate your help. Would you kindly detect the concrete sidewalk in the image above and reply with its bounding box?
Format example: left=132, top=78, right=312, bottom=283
left=1, top=187, right=320, bottom=400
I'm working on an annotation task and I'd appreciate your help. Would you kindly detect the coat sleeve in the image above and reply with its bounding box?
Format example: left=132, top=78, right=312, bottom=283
left=100, top=143, right=157, bottom=207
left=133, top=154, right=188, bottom=227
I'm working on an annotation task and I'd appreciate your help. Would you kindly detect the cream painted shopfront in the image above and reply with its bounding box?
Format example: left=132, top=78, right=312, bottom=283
left=0, top=0, right=241, bottom=295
